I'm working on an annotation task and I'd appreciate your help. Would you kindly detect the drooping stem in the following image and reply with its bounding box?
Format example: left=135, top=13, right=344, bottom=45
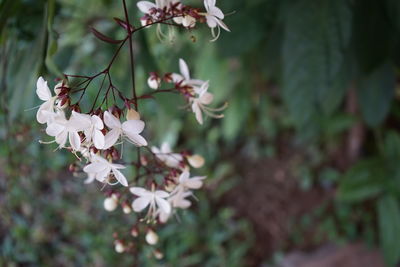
left=122, top=0, right=137, bottom=111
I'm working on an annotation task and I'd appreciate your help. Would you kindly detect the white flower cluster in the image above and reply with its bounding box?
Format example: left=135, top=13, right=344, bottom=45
left=36, top=77, right=146, bottom=187
left=148, top=58, right=227, bottom=125
left=137, top=0, right=230, bottom=41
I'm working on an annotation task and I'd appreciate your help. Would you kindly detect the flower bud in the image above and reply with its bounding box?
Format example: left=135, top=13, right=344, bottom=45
left=122, top=202, right=132, bottom=214
left=145, top=229, right=158, bottom=245
left=187, top=154, right=205, bottom=168
left=147, top=73, right=161, bottom=90
left=114, top=240, right=125, bottom=253
left=131, top=227, right=139, bottom=237
left=104, top=196, right=118, bottom=211
left=153, top=249, right=164, bottom=260
left=126, top=109, right=140, bottom=120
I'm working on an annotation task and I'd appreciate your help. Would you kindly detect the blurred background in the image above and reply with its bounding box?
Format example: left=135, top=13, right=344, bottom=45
left=1, top=0, right=400, bottom=266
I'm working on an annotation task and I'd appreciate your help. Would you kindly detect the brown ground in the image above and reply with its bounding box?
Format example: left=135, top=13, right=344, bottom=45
left=224, top=153, right=385, bottom=267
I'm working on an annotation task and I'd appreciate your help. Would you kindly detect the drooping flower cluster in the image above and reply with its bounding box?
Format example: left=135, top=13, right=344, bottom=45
left=35, top=0, right=230, bottom=257
left=137, top=0, right=230, bottom=41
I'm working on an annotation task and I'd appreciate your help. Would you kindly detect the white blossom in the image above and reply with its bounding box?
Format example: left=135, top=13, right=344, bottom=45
left=190, top=81, right=226, bottom=125
left=103, top=111, right=147, bottom=149
left=130, top=187, right=171, bottom=215
left=151, top=142, right=182, bottom=168
left=203, top=0, right=230, bottom=41
left=84, top=115, right=105, bottom=149
left=172, top=58, right=206, bottom=89
left=83, top=154, right=128, bottom=186
left=45, top=111, right=91, bottom=150
left=36, top=77, right=57, bottom=124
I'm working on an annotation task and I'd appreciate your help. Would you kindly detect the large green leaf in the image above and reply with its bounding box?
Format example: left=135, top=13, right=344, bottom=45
left=337, top=158, right=385, bottom=203
left=377, top=195, right=400, bottom=266
left=282, top=0, right=352, bottom=128
left=357, top=62, right=395, bottom=127
left=354, top=0, right=396, bottom=73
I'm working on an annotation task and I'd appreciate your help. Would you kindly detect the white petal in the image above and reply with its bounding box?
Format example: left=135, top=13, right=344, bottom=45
left=200, top=92, right=214, bottom=105
left=69, top=111, right=91, bottom=131
left=104, top=111, right=121, bottom=129
left=179, top=58, right=190, bottom=80
left=155, top=190, right=169, bottom=198
left=192, top=102, right=203, bottom=125
left=96, top=167, right=111, bottom=182
left=36, top=77, right=52, bottom=101
left=209, top=6, right=224, bottom=19
left=83, top=162, right=108, bottom=173
left=216, top=18, right=230, bottom=32
left=185, top=178, right=205, bottom=189
left=93, top=129, right=105, bottom=149
left=36, top=100, right=54, bottom=124
left=125, top=132, right=148, bottom=147
left=91, top=115, right=104, bottom=130
left=46, top=123, right=65, bottom=137
left=179, top=170, right=190, bottom=182
left=132, top=197, right=151, bottom=212
left=122, top=120, right=145, bottom=134
left=130, top=187, right=148, bottom=197
left=206, top=16, right=218, bottom=28
left=69, top=131, right=81, bottom=150
left=55, top=131, right=68, bottom=147
left=137, top=1, right=157, bottom=14
left=103, top=128, right=121, bottom=149
left=155, top=197, right=171, bottom=214
left=160, top=142, right=171, bottom=153
left=112, top=168, right=128, bottom=187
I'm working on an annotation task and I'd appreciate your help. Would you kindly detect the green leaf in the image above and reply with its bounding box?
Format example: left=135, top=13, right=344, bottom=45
left=377, top=195, right=400, bottom=266
left=337, top=158, right=385, bottom=202
left=354, top=0, right=396, bottom=73
left=282, top=0, right=352, bottom=128
left=357, top=62, right=395, bottom=127
left=44, top=0, right=62, bottom=76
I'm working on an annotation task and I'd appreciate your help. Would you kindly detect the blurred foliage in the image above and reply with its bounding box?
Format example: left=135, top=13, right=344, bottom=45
left=2, top=0, right=400, bottom=266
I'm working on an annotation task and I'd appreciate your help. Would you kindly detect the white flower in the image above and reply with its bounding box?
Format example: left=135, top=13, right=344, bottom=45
left=172, top=59, right=206, bottom=89
left=137, top=0, right=179, bottom=15
left=191, top=81, right=226, bottom=125
left=130, top=187, right=171, bottom=215
left=36, top=77, right=57, bottom=124
left=45, top=111, right=91, bottom=150
left=114, top=240, right=125, bottom=253
left=203, top=0, right=230, bottom=41
left=103, top=111, right=147, bottom=149
left=173, top=15, right=196, bottom=28
left=84, top=115, right=105, bottom=149
left=176, top=170, right=206, bottom=191
left=151, top=142, right=183, bottom=168
left=170, top=190, right=193, bottom=209
left=83, top=154, right=128, bottom=186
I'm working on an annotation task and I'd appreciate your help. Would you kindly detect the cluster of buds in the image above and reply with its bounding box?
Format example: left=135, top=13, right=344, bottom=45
left=35, top=0, right=230, bottom=257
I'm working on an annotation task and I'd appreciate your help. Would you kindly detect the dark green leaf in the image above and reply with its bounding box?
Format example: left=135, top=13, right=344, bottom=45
left=282, top=0, right=352, bottom=128
left=337, top=158, right=385, bottom=202
left=377, top=195, right=400, bottom=266
left=357, top=62, right=395, bottom=127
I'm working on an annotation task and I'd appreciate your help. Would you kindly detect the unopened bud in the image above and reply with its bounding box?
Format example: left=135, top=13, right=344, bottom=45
left=147, top=73, right=161, bottom=89
left=122, top=202, right=132, bottom=214
left=104, top=196, right=118, bottom=211
left=126, top=109, right=140, bottom=120
left=153, top=249, right=164, bottom=260
left=131, top=227, right=139, bottom=237
left=145, top=229, right=158, bottom=245
left=187, top=154, right=205, bottom=168
left=114, top=240, right=125, bottom=253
